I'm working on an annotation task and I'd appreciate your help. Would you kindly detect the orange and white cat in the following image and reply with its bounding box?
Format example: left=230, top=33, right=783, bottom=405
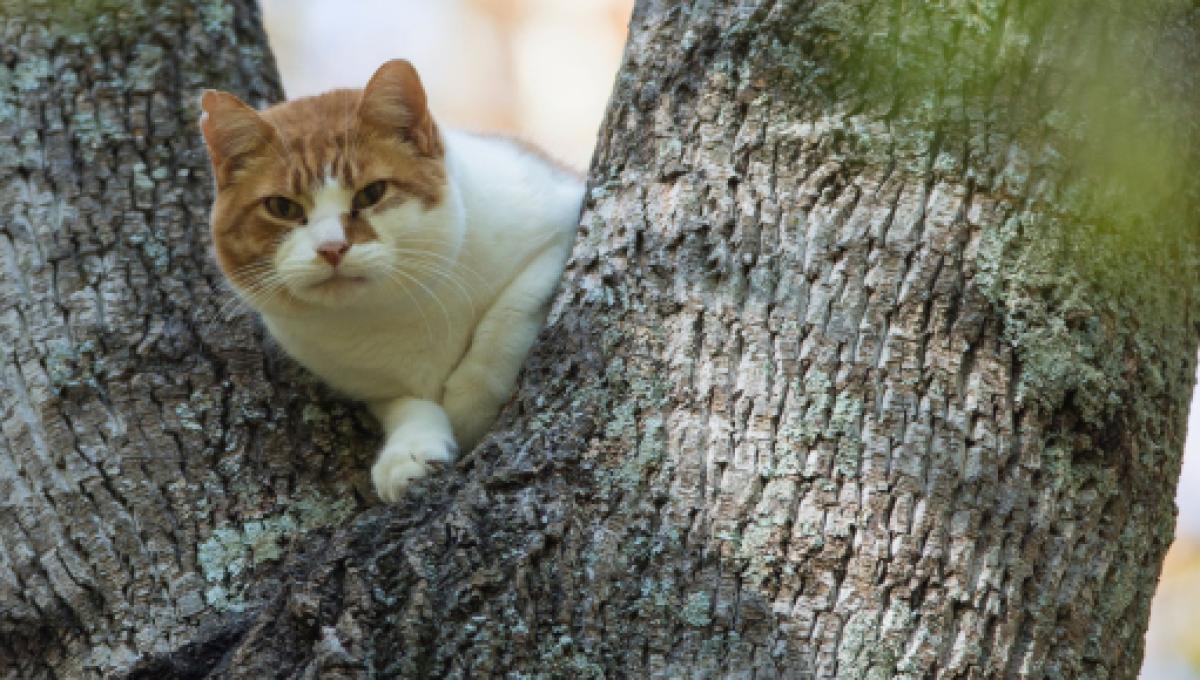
left=199, top=60, right=581, bottom=501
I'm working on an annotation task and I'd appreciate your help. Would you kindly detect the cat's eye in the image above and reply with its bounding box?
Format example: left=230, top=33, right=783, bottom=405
left=352, top=180, right=388, bottom=211
left=264, top=196, right=305, bottom=221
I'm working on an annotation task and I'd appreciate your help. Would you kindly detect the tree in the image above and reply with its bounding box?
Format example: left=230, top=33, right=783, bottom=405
left=2, top=0, right=1197, bottom=678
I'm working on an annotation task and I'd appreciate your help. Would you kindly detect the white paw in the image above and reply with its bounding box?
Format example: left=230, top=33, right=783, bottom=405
left=371, top=431, right=457, bottom=502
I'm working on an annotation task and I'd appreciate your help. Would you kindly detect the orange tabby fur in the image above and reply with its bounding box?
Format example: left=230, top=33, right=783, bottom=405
left=202, top=79, right=444, bottom=296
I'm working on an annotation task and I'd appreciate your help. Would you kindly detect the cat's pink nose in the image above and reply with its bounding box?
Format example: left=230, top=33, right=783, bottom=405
left=316, top=240, right=350, bottom=266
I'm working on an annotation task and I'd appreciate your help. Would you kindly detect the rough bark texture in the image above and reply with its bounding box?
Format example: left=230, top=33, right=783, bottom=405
left=0, top=1, right=376, bottom=676
left=2, top=1, right=1198, bottom=679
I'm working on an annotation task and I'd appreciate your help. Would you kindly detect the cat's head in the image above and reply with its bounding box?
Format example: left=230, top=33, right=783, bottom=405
left=200, top=60, right=459, bottom=314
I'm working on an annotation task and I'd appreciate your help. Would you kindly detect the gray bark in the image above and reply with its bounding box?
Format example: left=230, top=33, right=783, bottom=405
left=2, top=1, right=1198, bottom=679
left=0, top=1, right=373, bottom=676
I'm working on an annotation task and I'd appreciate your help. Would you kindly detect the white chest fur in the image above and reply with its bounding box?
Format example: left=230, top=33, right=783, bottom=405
left=260, top=128, right=582, bottom=408
left=264, top=308, right=472, bottom=401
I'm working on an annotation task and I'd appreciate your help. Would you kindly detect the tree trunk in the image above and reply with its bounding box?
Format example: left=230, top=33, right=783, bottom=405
left=0, top=1, right=372, bottom=676
left=3, top=1, right=1198, bottom=679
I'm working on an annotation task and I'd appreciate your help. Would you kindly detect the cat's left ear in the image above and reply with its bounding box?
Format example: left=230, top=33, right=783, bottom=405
left=199, top=90, right=278, bottom=183
left=359, top=59, right=442, bottom=157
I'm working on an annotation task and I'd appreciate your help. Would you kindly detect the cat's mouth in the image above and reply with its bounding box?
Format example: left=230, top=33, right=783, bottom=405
left=308, top=274, right=369, bottom=292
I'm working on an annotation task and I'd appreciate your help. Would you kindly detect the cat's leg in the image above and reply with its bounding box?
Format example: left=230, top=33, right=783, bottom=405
left=367, top=397, right=457, bottom=502
left=442, top=243, right=570, bottom=450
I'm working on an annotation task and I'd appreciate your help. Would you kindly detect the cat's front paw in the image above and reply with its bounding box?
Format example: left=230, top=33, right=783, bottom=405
left=371, top=430, right=457, bottom=502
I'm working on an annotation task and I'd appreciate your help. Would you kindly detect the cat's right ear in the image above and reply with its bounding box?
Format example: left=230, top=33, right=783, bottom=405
left=199, top=90, right=277, bottom=182
left=358, top=60, right=442, bottom=157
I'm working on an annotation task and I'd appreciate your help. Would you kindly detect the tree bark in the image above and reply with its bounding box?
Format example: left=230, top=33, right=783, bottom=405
left=0, top=1, right=375, bottom=676
left=3, top=1, right=1198, bottom=679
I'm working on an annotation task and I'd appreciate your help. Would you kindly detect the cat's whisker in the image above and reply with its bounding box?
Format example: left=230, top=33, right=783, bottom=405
left=246, top=283, right=288, bottom=316
left=397, top=260, right=479, bottom=314
left=232, top=266, right=281, bottom=294
left=224, top=270, right=288, bottom=319
left=408, top=263, right=472, bottom=311
left=215, top=293, right=250, bottom=321
left=233, top=264, right=278, bottom=282
left=382, top=270, right=434, bottom=345
left=392, top=246, right=490, bottom=287
left=230, top=257, right=276, bottom=273
left=196, top=274, right=247, bottom=325
left=218, top=278, right=267, bottom=320
left=386, top=266, right=452, bottom=341
left=222, top=252, right=287, bottom=316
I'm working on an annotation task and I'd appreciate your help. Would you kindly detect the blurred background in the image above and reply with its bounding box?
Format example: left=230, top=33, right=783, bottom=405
left=258, top=1, right=1199, bottom=676
left=261, top=0, right=629, bottom=170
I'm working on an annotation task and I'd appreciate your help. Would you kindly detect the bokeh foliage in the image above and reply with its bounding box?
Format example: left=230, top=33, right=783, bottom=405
left=790, top=0, right=1200, bottom=425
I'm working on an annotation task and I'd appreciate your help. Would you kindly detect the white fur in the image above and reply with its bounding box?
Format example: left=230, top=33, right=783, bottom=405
left=249, top=129, right=581, bottom=501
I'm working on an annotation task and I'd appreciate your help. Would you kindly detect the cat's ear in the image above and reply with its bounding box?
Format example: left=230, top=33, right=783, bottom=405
left=358, top=60, right=442, bottom=157
left=199, top=90, right=278, bottom=181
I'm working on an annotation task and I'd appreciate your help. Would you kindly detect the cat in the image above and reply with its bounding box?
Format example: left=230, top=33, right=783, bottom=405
left=199, top=59, right=582, bottom=501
